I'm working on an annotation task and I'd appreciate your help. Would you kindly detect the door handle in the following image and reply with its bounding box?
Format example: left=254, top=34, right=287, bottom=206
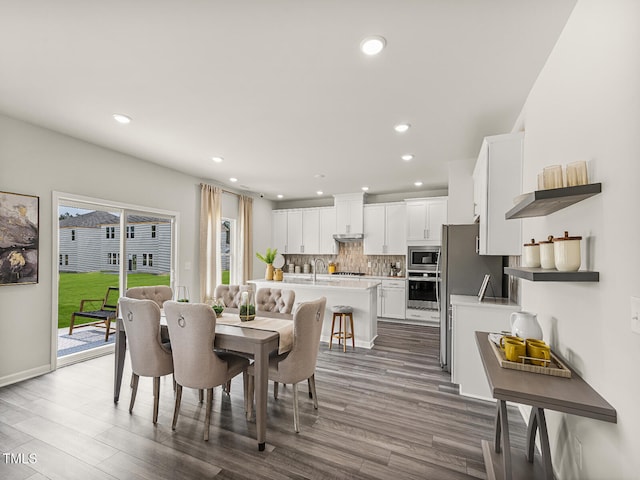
left=475, top=236, right=480, bottom=254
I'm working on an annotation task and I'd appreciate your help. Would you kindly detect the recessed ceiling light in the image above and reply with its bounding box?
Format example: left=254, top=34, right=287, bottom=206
left=361, top=186, right=369, bottom=192
left=360, top=36, right=386, bottom=56
left=212, top=156, right=223, bottom=163
left=314, top=173, right=326, bottom=179
left=402, top=154, right=414, bottom=161
left=316, top=191, right=323, bottom=196
left=394, top=123, right=410, bottom=133
left=414, top=181, right=423, bottom=187
left=112, top=113, right=131, bottom=124
left=277, top=194, right=284, bottom=199
left=229, top=177, right=238, bottom=183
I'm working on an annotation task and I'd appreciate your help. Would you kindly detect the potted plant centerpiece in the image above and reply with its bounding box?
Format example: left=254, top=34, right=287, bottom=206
left=256, top=247, right=278, bottom=280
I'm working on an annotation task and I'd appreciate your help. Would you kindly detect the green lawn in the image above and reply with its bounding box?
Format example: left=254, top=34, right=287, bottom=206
left=58, top=272, right=169, bottom=329
left=58, top=270, right=231, bottom=329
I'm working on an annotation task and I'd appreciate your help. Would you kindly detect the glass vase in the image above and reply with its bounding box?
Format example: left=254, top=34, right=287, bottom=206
left=239, top=290, right=256, bottom=322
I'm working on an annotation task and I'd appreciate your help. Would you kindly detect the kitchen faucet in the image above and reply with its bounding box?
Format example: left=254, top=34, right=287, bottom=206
left=313, top=258, right=326, bottom=283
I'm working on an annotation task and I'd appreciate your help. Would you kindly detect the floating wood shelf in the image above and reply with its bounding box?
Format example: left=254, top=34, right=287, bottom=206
left=505, top=183, right=602, bottom=219
left=504, top=267, right=599, bottom=282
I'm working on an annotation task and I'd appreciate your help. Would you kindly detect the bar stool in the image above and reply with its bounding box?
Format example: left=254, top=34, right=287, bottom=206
left=330, top=305, right=355, bottom=352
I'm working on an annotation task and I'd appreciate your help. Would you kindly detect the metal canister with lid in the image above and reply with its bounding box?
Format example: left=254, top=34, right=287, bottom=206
left=553, top=231, right=582, bottom=272
left=522, top=238, right=541, bottom=268
left=539, top=235, right=555, bottom=269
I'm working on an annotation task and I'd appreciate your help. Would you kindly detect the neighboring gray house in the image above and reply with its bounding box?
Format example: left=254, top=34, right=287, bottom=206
left=59, top=211, right=171, bottom=274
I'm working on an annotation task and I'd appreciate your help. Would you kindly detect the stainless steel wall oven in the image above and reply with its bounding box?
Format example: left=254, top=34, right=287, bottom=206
left=407, top=272, right=440, bottom=310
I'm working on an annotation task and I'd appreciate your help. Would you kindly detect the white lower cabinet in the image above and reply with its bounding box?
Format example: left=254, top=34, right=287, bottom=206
left=377, top=279, right=406, bottom=319
left=450, top=295, right=520, bottom=401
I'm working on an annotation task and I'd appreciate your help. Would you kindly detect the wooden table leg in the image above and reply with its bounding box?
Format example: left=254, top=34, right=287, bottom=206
left=114, top=318, right=126, bottom=403
left=526, top=407, right=539, bottom=462
left=498, top=400, right=512, bottom=480
left=254, top=342, right=269, bottom=451
left=535, top=408, right=554, bottom=480
left=494, top=401, right=502, bottom=453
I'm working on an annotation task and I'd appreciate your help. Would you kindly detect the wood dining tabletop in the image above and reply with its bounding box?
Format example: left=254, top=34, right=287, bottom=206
left=113, top=315, right=292, bottom=451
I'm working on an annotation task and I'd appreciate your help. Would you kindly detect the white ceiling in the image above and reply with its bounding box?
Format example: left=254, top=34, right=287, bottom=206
left=0, top=0, right=575, bottom=202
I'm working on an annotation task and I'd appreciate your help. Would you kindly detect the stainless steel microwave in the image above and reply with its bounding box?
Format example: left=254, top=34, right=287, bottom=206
left=407, top=246, right=440, bottom=272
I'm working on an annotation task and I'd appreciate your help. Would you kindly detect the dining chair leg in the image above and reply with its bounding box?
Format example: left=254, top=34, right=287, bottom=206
left=199, top=389, right=204, bottom=403
left=130, top=373, right=135, bottom=388
left=224, top=380, right=231, bottom=394
left=172, top=384, right=182, bottom=431
left=292, top=382, right=300, bottom=433
left=129, top=373, right=139, bottom=414
left=204, top=388, right=213, bottom=441
left=152, top=377, right=160, bottom=424
left=308, top=374, right=318, bottom=409
left=307, top=378, right=313, bottom=399
left=274, top=381, right=279, bottom=400
left=172, top=375, right=176, bottom=392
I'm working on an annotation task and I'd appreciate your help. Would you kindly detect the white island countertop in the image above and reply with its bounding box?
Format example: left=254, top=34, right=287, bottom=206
left=248, top=277, right=381, bottom=348
left=250, top=277, right=381, bottom=290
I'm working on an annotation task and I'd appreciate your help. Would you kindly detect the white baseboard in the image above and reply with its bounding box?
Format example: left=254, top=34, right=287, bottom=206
left=0, top=364, right=52, bottom=388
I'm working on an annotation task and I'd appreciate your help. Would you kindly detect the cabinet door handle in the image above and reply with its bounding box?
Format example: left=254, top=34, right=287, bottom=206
left=426, top=229, right=430, bottom=239
left=475, top=236, right=480, bottom=254
left=423, top=229, right=427, bottom=239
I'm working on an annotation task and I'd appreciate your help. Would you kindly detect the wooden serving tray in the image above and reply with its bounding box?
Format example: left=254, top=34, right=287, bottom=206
left=488, top=336, right=572, bottom=378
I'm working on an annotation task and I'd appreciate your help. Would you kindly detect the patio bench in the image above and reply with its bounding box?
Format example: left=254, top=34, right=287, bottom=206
left=69, top=286, right=119, bottom=341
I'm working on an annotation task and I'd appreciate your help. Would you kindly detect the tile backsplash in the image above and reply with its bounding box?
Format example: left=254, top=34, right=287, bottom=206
left=284, top=241, right=405, bottom=276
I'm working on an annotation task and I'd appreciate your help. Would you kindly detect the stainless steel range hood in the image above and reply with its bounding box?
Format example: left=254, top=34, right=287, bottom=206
left=333, top=233, right=364, bottom=242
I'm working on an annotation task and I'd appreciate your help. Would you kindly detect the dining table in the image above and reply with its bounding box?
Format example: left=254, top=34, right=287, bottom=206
left=113, top=311, right=294, bottom=451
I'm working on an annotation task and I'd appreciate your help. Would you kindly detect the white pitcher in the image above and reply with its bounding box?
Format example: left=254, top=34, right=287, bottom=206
left=510, top=311, right=543, bottom=340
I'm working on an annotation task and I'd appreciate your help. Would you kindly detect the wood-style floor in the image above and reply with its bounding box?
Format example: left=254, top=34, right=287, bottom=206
left=0, top=322, right=527, bottom=479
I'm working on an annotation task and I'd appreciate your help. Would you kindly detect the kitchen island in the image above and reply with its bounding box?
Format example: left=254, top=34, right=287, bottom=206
left=248, top=277, right=381, bottom=348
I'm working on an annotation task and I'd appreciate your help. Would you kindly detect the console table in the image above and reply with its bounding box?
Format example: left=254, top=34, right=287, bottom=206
left=475, top=331, right=616, bottom=480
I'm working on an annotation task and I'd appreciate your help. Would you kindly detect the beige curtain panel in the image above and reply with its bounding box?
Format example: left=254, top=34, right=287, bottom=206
left=239, top=195, right=253, bottom=284
left=199, top=184, right=222, bottom=302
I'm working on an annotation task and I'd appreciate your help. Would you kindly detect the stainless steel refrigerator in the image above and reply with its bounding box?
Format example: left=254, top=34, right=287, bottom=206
left=439, top=224, right=505, bottom=372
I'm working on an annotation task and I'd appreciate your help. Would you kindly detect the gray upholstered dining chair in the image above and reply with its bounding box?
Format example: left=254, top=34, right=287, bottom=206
left=213, top=284, right=252, bottom=314
left=117, top=297, right=174, bottom=424
left=163, top=300, right=250, bottom=441
left=125, top=285, right=173, bottom=308
left=255, top=288, right=296, bottom=314
left=246, top=297, right=327, bottom=433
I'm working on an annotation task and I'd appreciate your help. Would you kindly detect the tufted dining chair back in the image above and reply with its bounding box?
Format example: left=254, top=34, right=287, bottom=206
left=117, top=297, right=173, bottom=424
left=213, top=284, right=251, bottom=309
left=125, top=285, right=173, bottom=309
left=256, top=288, right=296, bottom=314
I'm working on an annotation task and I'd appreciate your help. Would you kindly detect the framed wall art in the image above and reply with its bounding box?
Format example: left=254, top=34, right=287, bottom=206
left=0, top=191, right=39, bottom=285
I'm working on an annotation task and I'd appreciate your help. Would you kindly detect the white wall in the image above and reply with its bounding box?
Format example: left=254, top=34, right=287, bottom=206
left=517, top=1, right=639, bottom=478
left=0, top=113, right=268, bottom=385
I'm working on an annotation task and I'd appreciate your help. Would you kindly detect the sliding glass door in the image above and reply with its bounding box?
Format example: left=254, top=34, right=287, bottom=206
left=54, top=193, right=177, bottom=366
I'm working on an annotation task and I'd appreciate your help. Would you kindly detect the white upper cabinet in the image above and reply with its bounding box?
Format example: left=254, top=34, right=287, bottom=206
left=334, top=193, right=364, bottom=234
left=271, top=210, right=288, bottom=254
left=473, top=133, right=523, bottom=255
left=406, top=197, right=448, bottom=244
left=272, top=207, right=332, bottom=255
left=286, top=210, right=303, bottom=254
left=364, top=203, right=406, bottom=255
left=302, top=208, right=320, bottom=254
left=318, top=207, right=337, bottom=254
